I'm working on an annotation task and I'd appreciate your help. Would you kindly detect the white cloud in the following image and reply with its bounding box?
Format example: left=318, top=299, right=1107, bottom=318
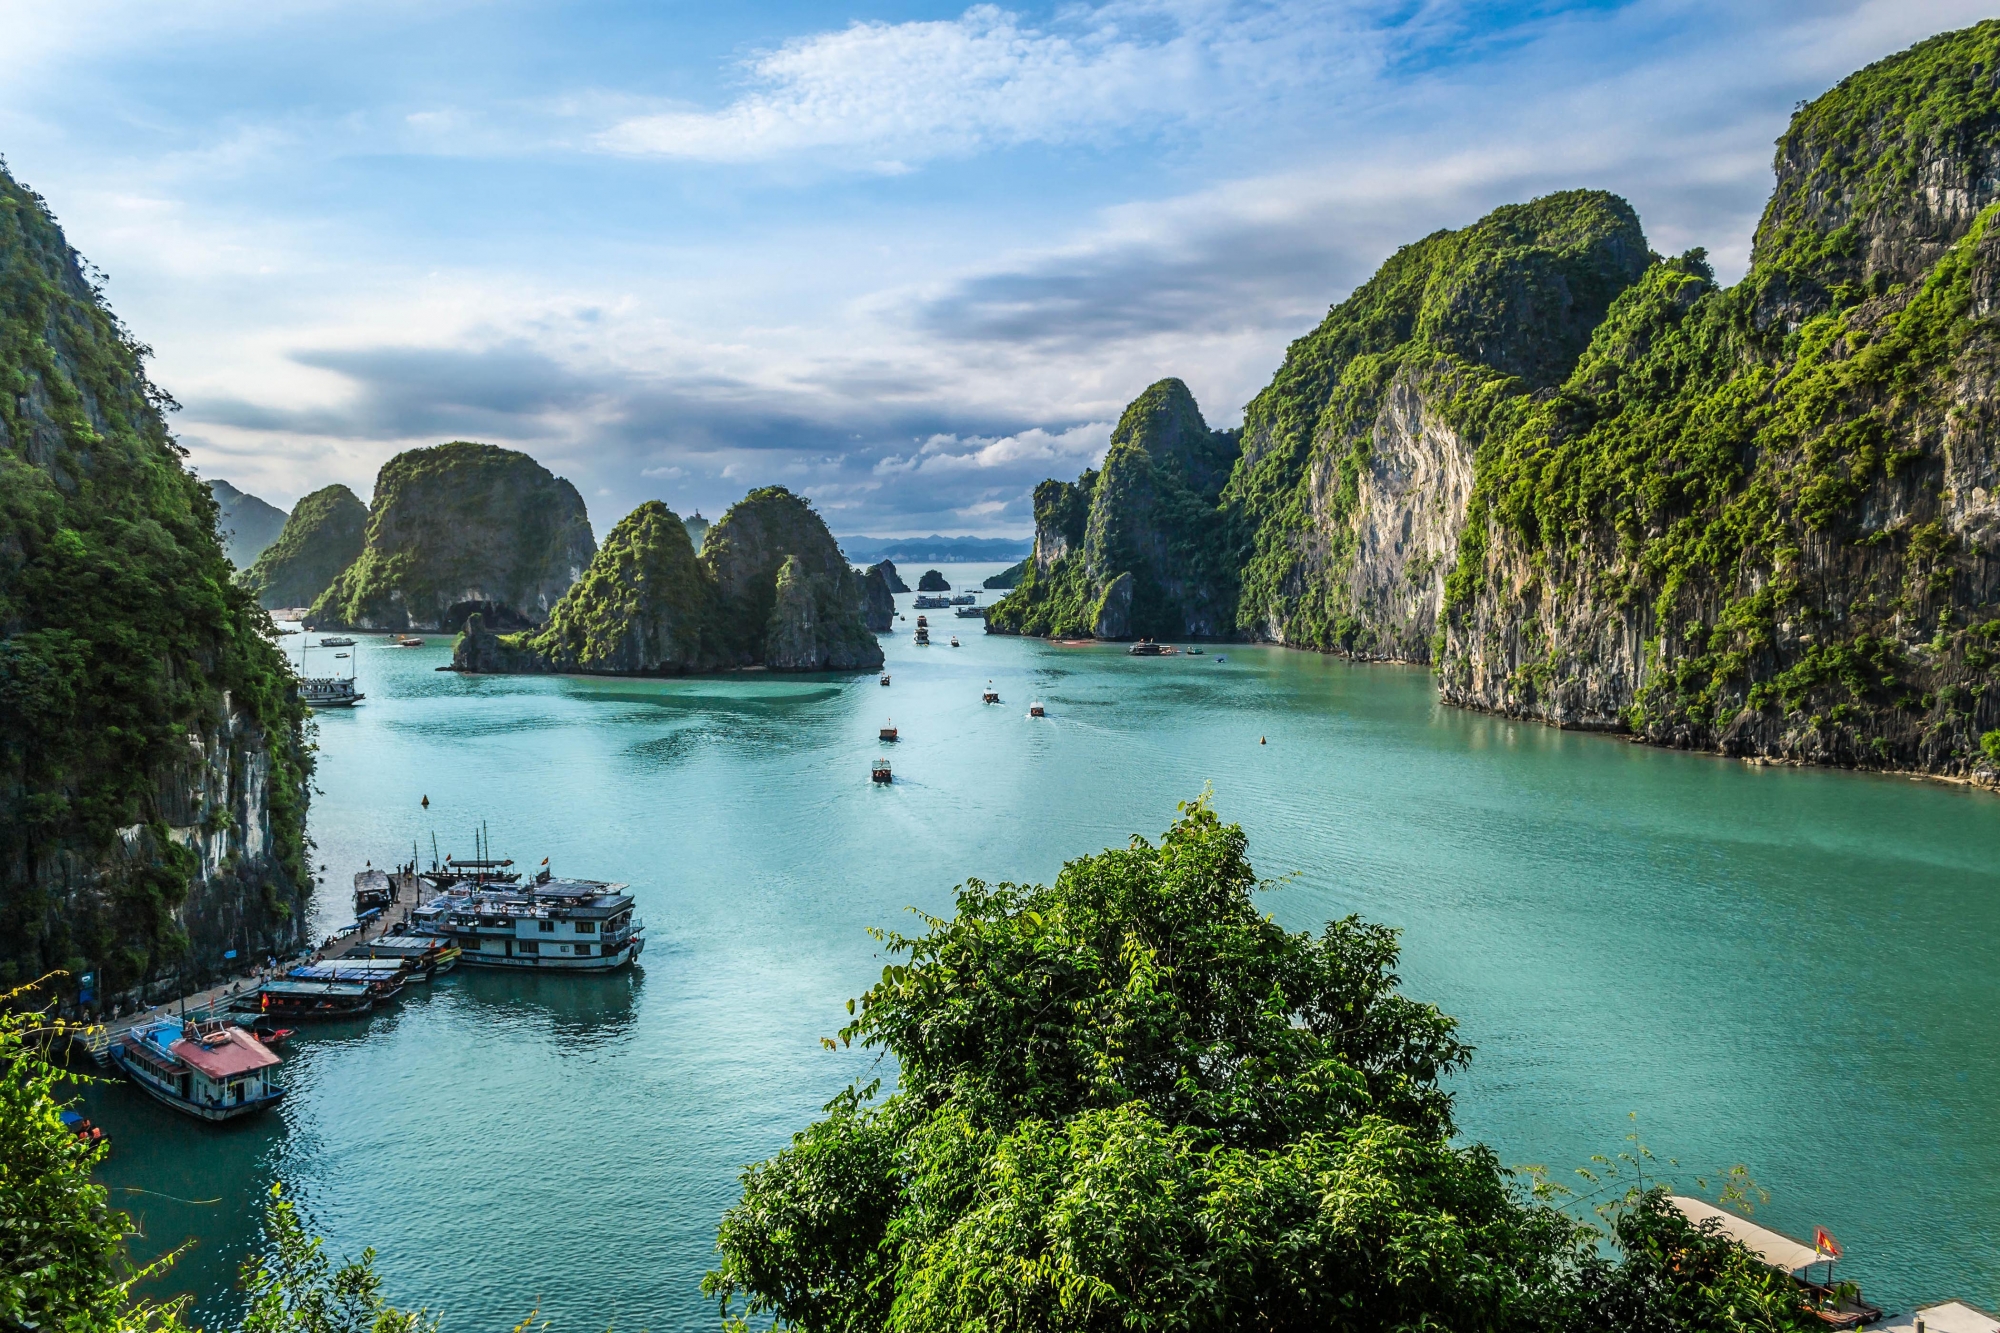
left=594, top=1, right=1385, bottom=165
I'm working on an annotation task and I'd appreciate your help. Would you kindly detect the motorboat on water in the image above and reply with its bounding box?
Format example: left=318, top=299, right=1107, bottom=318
left=319, top=636, right=357, bottom=647
left=1127, top=639, right=1178, bottom=656
left=950, top=636, right=960, bottom=647
left=872, top=758, right=893, bottom=784
left=982, top=681, right=1000, bottom=704
left=950, top=593, right=976, bottom=605
left=299, top=676, right=363, bottom=708
left=1029, top=701, right=1045, bottom=718
left=243, top=978, right=374, bottom=1021
left=880, top=720, right=898, bottom=742
left=880, top=673, right=891, bottom=686
left=109, top=1017, right=284, bottom=1122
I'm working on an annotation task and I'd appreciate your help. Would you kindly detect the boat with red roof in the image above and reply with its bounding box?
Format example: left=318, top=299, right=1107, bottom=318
left=108, top=1017, right=284, bottom=1121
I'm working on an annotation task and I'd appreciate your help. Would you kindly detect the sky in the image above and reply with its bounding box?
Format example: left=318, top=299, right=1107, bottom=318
left=0, top=1, right=1989, bottom=538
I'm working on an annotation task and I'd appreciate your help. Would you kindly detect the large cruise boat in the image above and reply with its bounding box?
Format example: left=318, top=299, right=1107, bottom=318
left=410, top=871, right=645, bottom=971
left=108, top=1017, right=285, bottom=1121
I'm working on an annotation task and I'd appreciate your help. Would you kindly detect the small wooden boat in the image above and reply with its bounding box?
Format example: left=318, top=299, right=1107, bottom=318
left=880, top=673, right=891, bottom=686
left=109, top=1018, right=285, bottom=1121
left=880, top=720, right=898, bottom=742
left=982, top=682, right=1000, bottom=704
left=248, top=1017, right=296, bottom=1050
left=60, top=1110, right=107, bottom=1150
left=871, top=758, right=893, bottom=784
left=1029, top=701, right=1045, bottom=717
left=950, top=636, right=960, bottom=647
left=396, top=636, right=425, bottom=648
left=249, top=978, right=375, bottom=1020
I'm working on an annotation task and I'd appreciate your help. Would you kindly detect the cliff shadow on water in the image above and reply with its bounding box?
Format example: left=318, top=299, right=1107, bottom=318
left=992, top=21, right=2000, bottom=787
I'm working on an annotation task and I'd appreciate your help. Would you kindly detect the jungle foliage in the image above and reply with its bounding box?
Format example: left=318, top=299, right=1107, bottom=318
left=706, top=798, right=1819, bottom=1333
left=0, top=165, right=310, bottom=995
left=236, top=484, right=368, bottom=611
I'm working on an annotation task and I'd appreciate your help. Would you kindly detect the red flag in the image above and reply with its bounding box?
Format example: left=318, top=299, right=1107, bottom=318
left=1814, top=1226, right=1842, bottom=1260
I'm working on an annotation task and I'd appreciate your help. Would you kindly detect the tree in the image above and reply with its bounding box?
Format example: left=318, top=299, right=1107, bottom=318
left=706, top=798, right=1825, bottom=1333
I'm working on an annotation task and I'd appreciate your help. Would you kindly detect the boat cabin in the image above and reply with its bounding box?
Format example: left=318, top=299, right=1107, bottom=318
left=113, top=1019, right=284, bottom=1120
left=411, top=876, right=646, bottom=971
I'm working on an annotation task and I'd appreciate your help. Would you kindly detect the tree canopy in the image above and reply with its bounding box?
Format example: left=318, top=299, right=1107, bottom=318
left=705, top=797, right=1820, bottom=1333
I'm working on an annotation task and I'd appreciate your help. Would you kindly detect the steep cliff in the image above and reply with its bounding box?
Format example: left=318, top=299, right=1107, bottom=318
left=313, top=442, right=595, bottom=632
left=0, top=166, right=311, bottom=997
left=984, top=558, right=1028, bottom=589
left=237, top=483, right=367, bottom=609
left=875, top=559, right=911, bottom=593
left=859, top=563, right=896, bottom=631
left=207, top=479, right=289, bottom=568
left=988, top=379, right=1241, bottom=638
left=1439, top=20, right=2000, bottom=777
left=455, top=487, right=883, bottom=674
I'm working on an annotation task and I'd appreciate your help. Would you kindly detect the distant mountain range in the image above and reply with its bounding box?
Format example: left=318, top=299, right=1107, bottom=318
left=838, top=534, right=1031, bottom=564
left=207, top=478, right=289, bottom=567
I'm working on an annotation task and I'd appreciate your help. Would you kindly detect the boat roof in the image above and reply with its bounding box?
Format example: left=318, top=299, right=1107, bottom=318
left=1667, top=1197, right=1830, bottom=1273
left=374, top=934, right=446, bottom=949
left=262, top=978, right=371, bottom=996
left=354, top=868, right=391, bottom=888
left=171, top=1025, right=280, bottom=1078
left=1879, top=1303, right=2000, bottom=1333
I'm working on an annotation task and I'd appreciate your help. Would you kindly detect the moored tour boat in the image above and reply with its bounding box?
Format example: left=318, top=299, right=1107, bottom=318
left=319, top=636, right=356, bottom=647
left=410, top=871, right=646, bottom=972
left=247, top=978, right=375, bottom=1021
left=109, top=1018, right=284, bottom=1122
left=368, top=934, right=461, bottom=973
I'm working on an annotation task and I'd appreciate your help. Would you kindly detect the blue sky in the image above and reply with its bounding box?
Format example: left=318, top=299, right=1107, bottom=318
left=2, top=0, right=1986, bottom=537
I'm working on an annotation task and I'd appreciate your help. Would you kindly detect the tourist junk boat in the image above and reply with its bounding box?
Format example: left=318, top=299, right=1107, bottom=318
left=108, top=1017, right=284, bottom=1122
left=955, top=604, right=984, bottom=618
left=879, top=672, right=891, bottom=686
left=410, top=869, right=646, bottom=971
left=354, top=868, right=396, bottom=915
left=880, top=719, right=898, bottom=742
left=248, top=978, right=374, bottom=1021
left=1029, top=700, right=1045, bottom=717
left=1127, top=639, right=1177, bottom=656
left=299, top=675, right=364, bottom=708
left=319, top=636, right=356, bottom=647
left=913, top=594, right=949, bottom=609
left=288, top=960, right=410, bottom=999
left=982, top=681, right=1000, bottom=703
left=1666, top=1198, right=1883, bottom=1329
left=950, top=593, right=976, bottom=605
left=872, top=757, right=893, bottom=784
left=915, top=619, right=930, bottom=645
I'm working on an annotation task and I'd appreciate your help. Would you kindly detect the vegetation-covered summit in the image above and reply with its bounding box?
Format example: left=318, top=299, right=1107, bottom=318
left=236, top=482, right=367, bottom=610
left=0, top=165, right=309, bottom=995
left=455, top=487, right=883, bottom=675
left=312, top=441, right=595, bottom=633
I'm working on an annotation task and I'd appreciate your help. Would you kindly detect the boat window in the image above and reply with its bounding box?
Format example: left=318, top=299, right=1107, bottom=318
left=575, top=920, right=596, bottom=933
left=519, top=940, right=539, bottom=954
left=575, top=943, right=592, bottom=956
left=539, top=919, right=554, bottom=932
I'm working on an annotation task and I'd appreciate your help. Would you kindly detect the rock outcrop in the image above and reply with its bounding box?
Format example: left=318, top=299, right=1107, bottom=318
left=208, top=479, right=290, bottom=568
left=874, top=559, right=911, bottom=593
left=990, top=20, right=2000, bottom=784
left=917, top=569, right=950, bottom=592
left=454, top=487, right=883, bottom=675
left=989, top=379, right=1240, bottom=639
left=860, top=563, right=897, bottom=631
left=0, top=165, right=311, bottom=998
left=237, top=483, right=368, bottom=609
left=313, top=442, right=595, bottom=632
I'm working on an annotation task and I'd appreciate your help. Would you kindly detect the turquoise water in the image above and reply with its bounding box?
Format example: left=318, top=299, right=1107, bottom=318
left=87, top=564, right=2000, bottom=1328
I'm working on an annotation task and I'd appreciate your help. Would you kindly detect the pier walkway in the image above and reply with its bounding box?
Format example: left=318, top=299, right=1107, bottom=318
left=82, top=870, right=429, bottom=1063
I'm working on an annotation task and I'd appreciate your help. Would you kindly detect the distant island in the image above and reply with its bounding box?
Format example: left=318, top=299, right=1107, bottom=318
left=838, top=534, right=1031, bottom=564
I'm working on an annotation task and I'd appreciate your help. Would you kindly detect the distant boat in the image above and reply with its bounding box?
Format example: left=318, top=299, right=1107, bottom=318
left=299, top=677, right=363, bottom=708
left=109, top=1018, right=285, bottom=1121
left=880, top=720, right=898, bottom=742
left=1127, top=640, right=1177, bottom=656
left=872, top=758, right=893, bottom=784
left=880, top=673, right=891, bottom=686
left=1029, top=701, right=1045, bottom=718
left=913, top=594, right=949, bottom=609
left=319, top=636, right=356, bottom=647
left=982, top=681, right=1000, bottom=704
left=1214, top=655, right=1226, bottom=663
left=949, top=594, right=976, bottom=605
left=954, top=605, right=985, bottom=618
left=397, top=637, right=424, bottom=648
left=949, top=636, right=960, bottom=647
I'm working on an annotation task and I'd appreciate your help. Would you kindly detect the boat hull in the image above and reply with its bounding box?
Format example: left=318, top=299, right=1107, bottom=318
left=110, top=1050, right=284, bottom=1122
left=451, top=936, right=644, bottom=971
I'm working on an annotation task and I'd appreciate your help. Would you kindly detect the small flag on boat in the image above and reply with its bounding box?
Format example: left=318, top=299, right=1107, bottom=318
left=1814, top=1226, right=1841, bottom=1260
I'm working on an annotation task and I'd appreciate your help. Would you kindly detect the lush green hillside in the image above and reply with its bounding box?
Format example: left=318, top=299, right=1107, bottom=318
left=207, top=478, right=288, bottom=568
left=313, top=441, right=595, bottom=632
left=456, top=487, right=884, bottom=674
left=236, top=482, right=367, bottom=609
left=0, top=166, right=310, bottom=996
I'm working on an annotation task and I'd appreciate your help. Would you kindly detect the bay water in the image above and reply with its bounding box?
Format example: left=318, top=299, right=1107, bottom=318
left=86, top=564, right=2000, bottom=1327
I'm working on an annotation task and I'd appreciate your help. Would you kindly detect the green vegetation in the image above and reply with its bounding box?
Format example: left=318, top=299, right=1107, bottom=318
left=313, top=442, right=595, bottom=633
left=981, top=557, right=1028, bottom=590
left=0, top=165, right=309, bottom=996
left=457, top=487, right=883, bottom=674
left=1224, top=191, right=1650, bottom=647
left=1440, top=23, right=2000, bottom=764
left=706, top=798, right=1819, bottom=1333
left=237, top=484, right=367, bottom=610
left=989, top=380, right=1239, bottom=639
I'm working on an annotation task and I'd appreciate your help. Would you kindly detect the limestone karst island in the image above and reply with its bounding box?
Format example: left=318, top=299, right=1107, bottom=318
left=6, top=12, right=2000, bottom=1333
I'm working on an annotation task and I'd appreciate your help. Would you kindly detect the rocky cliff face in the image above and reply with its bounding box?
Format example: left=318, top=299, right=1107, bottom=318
left=313, top=442, right=595, bottom=632
left=989, top=380, right=1239, bottom=639
left=1438, top=24, right=2000, bottom=779
left=875, top=559, right=911, bottom=593
left=237, top=483, right=367, bottom=609
left=455, top=487, right=883, bottom=675
left=990, top=21, right=2000, bottom=784
left=860, top=563, right=897, bottom=631
left=0, top=166, right=311, bottom=997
